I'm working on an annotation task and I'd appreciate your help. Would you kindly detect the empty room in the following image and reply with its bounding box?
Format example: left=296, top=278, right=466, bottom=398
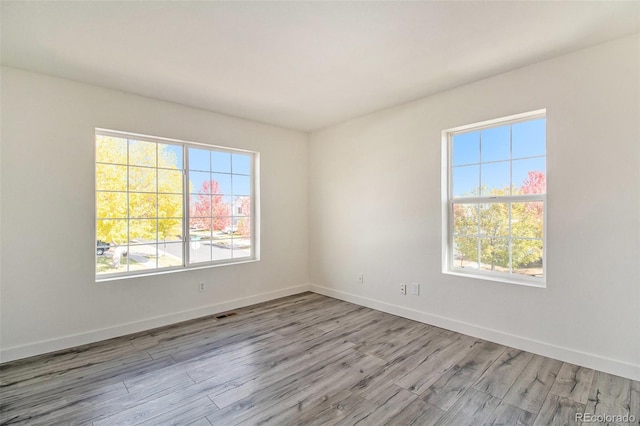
left=1, top=1, right=639, bottom=425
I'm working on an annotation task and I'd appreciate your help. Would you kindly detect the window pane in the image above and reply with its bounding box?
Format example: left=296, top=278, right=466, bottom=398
left=212, top=198, right=232, bottom=230
left=453, top=236, right=478, bottom=269
left=129, top=193, right=157, bottom=218
left=452, top=132, right=479, bottom=166
left=453, top=203, right=478, bottom=236
left=481, top=125, right=510, bottom=162
left=512, top=239, right=543, bottom=277
left=189, top=171, right=211, bottom=194
left=452, top=165, right=479, bottom=197
left=512, top=158, right=546, bottom=194
left=511, top=202, right=543, bottom=239
left=479, top=203, right=509, bottom=237
left=512, top=118, right=545, bottom=159
left=190, top=216, right=211, bottom=233
left=129, top=219, right=157, bottom=244
left=158, top=144, right=183, bottom=170
left=232, top=175, right=251, bottom=196
left=97, top=192, right=127, bottom=219
left=128, top=243, right=158, bottom=271
left=212, top=238, right=233, bottom=261
left=158, top=169, right=183, bottom=194
left=158, top=194, right=183, bottom=218
left=129, top=166, right=156, bottom=192
left=159, top=242, right=183, bottom=268
left=212, top=151, right=231, bottom=173
left=213, top=216, right=232, bottom=233
left=188, top=148, right=210, bottom=171
left=96, top=136, right=127, bottom=164
left=235, top=216, right=251, bottom=238
left=96, top=219, right=127, bottom=245
left=96, top=164, right=127, bottom=191
left=97, top=244, right=128, bottom=275
left=480, top=238, right=509, bottom=272
left=190, top=194, right=211, bottom=218
left=232, top=238, right=252, bottom=259
left=232, top=153, right=251, bottom=175
left=129, top=140, right=157, bottom=167
left=158, top=218, right=182, bottom=241
left=481, top=161, right=510, bottom=196
left=212, top=173, right=232, bottom=195
left=190, top=233, right=211, bottom=263
left=234, top=196, right=251, bottom=217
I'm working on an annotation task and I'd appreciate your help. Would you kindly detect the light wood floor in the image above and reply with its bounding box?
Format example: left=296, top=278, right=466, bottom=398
left=1, top=292, right=638, bottom=425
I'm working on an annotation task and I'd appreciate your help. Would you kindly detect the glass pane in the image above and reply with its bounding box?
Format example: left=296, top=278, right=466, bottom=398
left=158, top=194, right=183, bottom=218
left=96, top=164, right=127, bottom=191
left=129, top=140, right=157, bottom=167
left=159, top=242, right=183, bottom=268
left=188, top=148, right=210, bottom=171
left=512, top=118, right=545, bottom=159
left=158, top=169, right=183, bottom=194
left=190, top=216, right=211, bottom=233
left=481, top=125, right=510, bottom=162
left=234, top=196, right=251, bottom=217
left=453, top=236, right=478, bottom=269
left=211, top=238, right=233, bottom=261
left=129, top=166, right=156, bottom=193
left=452, top=165, right=479, bottom=197
left=189, top=234, right=211, bottom=264
left=129, top=193, right=157, bottom=218
left=512, top=158, right=546, bottom=194
left=96, top=219, right=127, bottom=245
left=511, top=202, right=543, bottom=239
left=129, top=219, right=157, bottom=244
left=512, top=239, right=543, bottom=277
left=232, top=175, right=251, bottom=196
left=212, top=173, right=232, bottom=195
left=158, top=218, right=182, bottom=242
left=97, top=244, right=129, bottom=275
left=213, top=216, right=233, bottom=234
left=232, top=237, right=252, bottom=259
left=96, top=136, right=127, bottom=164
left=158, top=144, right=183, bottom=170
left=212, top=151, right=231, bottom=173
left=453, top=203, right=478, bottom=236
left=188, top=171, right=211, bottom=194
left=212, top=196, right=232, bottom=227
left=190, top=194, right=211, bottom=218
left=128, top=243, right=158, bottom=271
left=232, top=153, right=251, bottom=175
left=452, top=132, right=480, bottom=166
left=479, top=203, right=509, bottom=237
left=480, top=238, right=509, bottom=272
left=481, top=161, right=510, bottom=196
left=96, top=192, right=127, bottom=219
left=235, top=216, right=251, bottom=238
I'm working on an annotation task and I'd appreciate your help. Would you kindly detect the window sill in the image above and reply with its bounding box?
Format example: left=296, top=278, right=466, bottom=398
left=96, top=258, right=259, bottom=283
left=443, top=269, right=546, bottom=288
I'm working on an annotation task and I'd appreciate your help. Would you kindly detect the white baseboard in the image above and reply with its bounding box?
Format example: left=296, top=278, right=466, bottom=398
left=0, top=283, right=311, bottom=364
left=310, top=284, right=640, bottom=381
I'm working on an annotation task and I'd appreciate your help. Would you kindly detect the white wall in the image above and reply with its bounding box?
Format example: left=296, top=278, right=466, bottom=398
left=309, top=35, right=640, bottom=380
left=0, top=67, right=310, bottom=361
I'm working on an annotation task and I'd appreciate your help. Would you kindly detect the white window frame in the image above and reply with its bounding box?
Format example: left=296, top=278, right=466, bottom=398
left=95, top=129, right=259, bottom=281
left=441, top=110, right=546, bottom=287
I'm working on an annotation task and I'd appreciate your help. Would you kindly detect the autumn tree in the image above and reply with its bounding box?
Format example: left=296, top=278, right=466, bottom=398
left=236, top=197, right=251, bottom=237
left=96, top=136, right=183, bottom=245
left=189, top=180, right=231, bottom=232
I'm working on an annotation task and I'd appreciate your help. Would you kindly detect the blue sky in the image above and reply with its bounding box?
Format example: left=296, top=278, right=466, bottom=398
left=452, top=118, right=545, bottom=197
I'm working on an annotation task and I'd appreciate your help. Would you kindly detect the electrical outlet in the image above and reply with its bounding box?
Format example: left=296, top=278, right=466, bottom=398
left=199, top=282, right=205, bottom=292
left=411, top=282, right=420, bottom=296
left=400, top=283, right=407, bottom=295
left=358, top=273, right=364, bottom=284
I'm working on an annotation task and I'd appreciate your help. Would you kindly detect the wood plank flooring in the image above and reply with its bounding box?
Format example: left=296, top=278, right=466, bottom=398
left=1, top=292, right=638, bottom=425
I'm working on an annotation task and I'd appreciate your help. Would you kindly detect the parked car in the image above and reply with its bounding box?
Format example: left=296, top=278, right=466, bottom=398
left=97, top=240, right=110, bottom=255
left=222, top=225, right=237, bottom=234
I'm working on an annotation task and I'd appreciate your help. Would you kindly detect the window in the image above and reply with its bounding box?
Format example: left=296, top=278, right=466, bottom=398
left=96, top=130, right=256, bottom=279
left=443, top=110, right=546, bottom=285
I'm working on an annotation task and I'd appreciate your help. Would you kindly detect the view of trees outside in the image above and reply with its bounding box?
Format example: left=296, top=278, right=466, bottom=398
left=96, top=135, right=252, bottom=276
left=451, top=117, right=545, bottom=278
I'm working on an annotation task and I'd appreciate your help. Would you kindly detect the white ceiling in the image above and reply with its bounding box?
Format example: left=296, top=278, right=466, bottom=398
left=2, top=1, right=638, bottom=132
